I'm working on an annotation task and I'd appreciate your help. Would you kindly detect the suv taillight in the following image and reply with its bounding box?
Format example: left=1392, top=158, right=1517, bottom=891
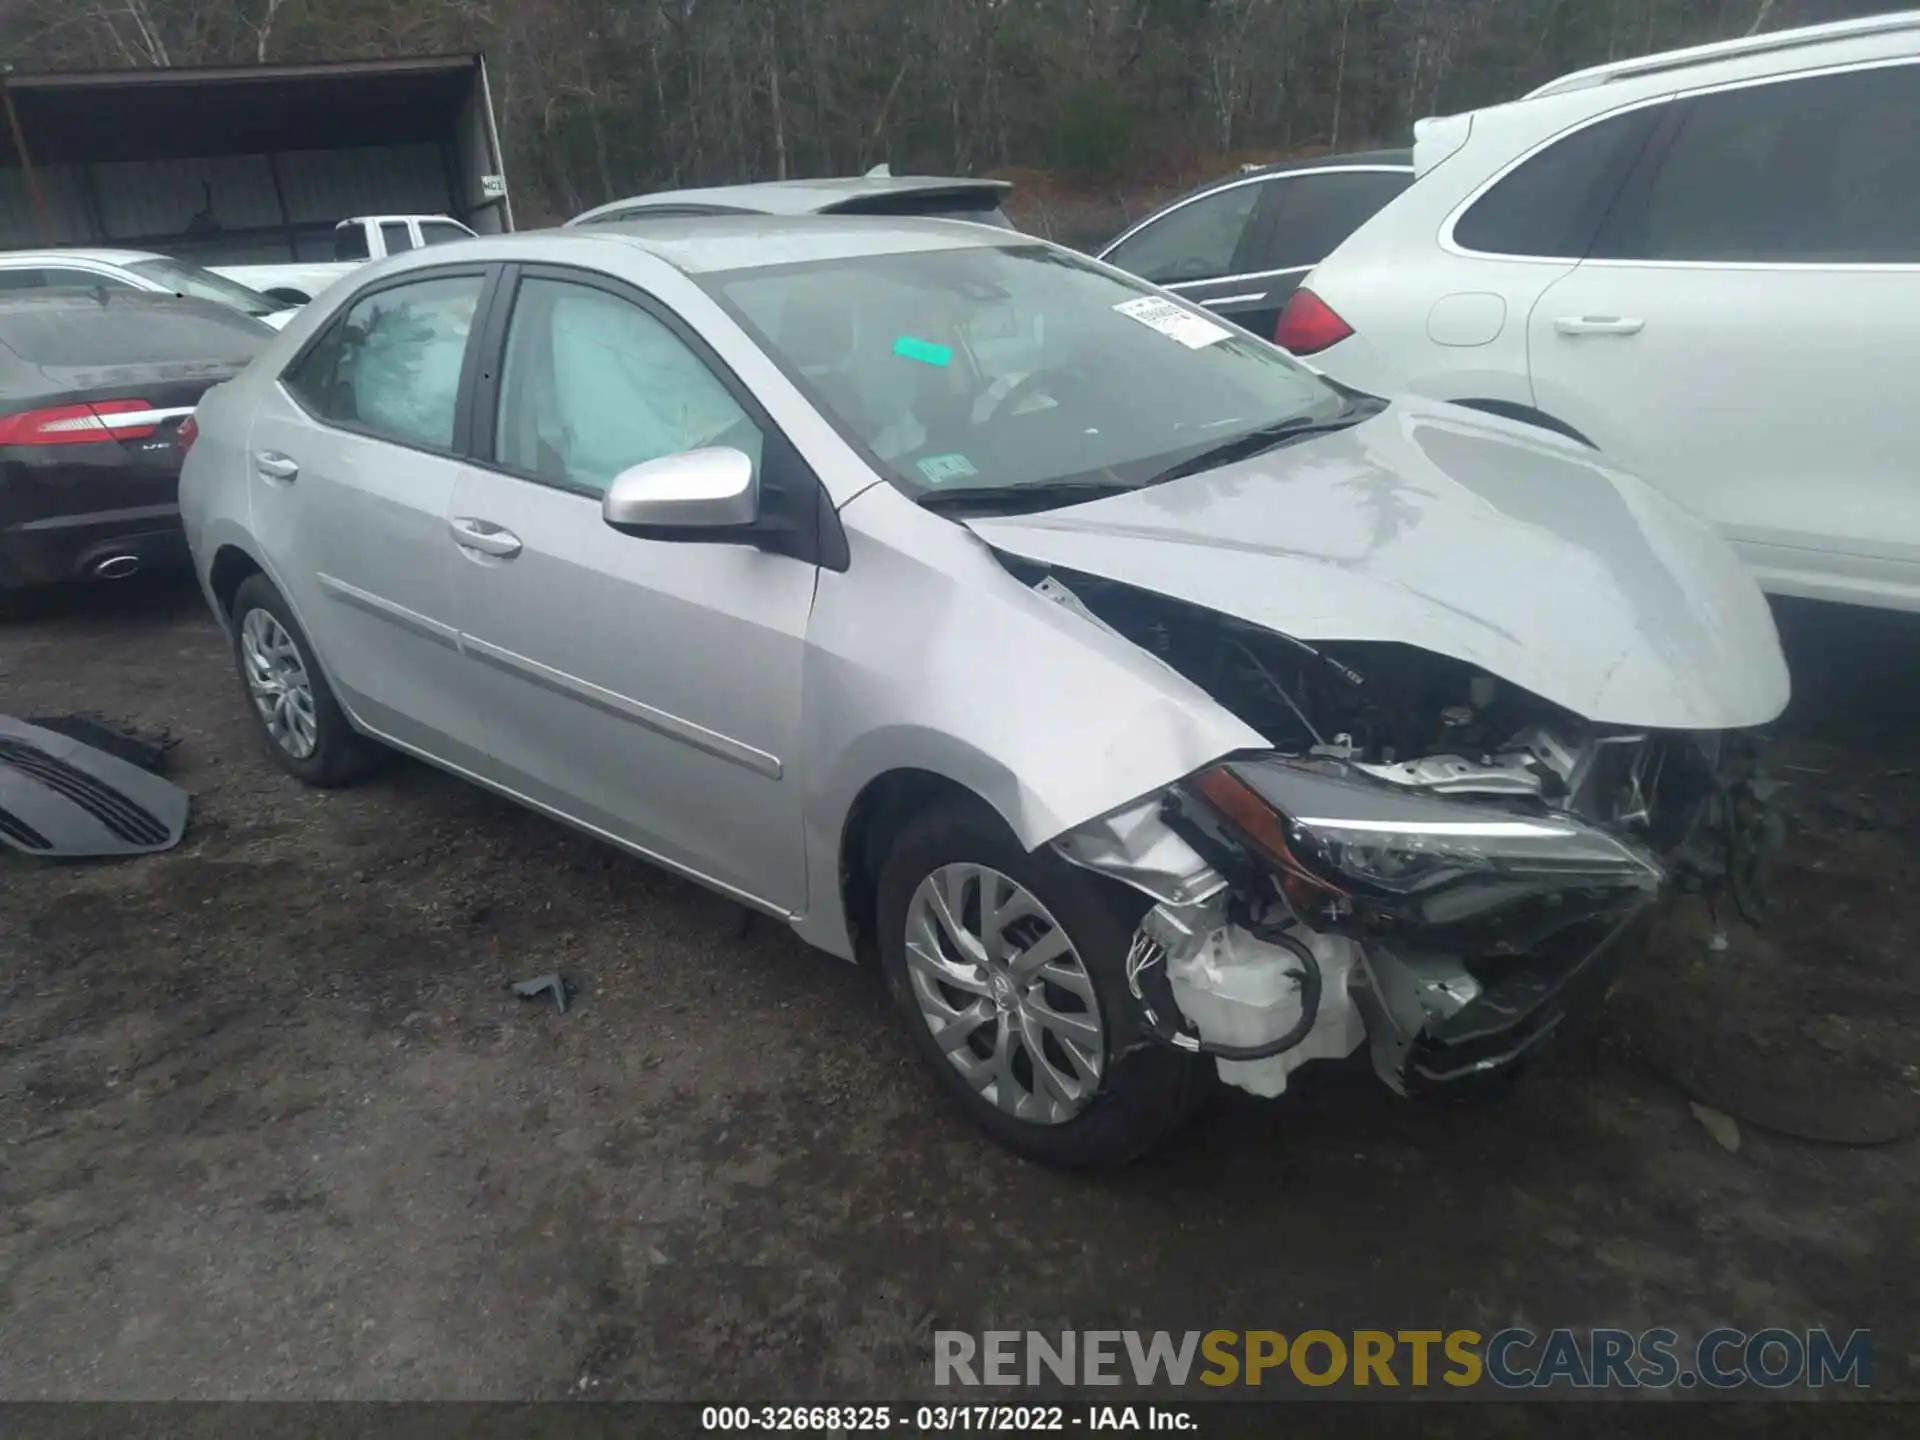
left=0, top=399, right=158, bottom=447
left=1275, top=289, right=1354, bottom=356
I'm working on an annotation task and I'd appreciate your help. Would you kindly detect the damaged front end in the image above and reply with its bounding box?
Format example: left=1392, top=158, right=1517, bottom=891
left=1045, top=570, right=1779, bottom=1100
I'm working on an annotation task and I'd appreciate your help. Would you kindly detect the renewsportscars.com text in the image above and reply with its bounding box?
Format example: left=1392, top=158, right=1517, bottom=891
left=934, top=1327, right=1872, bottom=1391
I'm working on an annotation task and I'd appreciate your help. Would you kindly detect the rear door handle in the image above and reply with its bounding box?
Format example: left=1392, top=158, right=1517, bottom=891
left=449, top=516, right=523, bottom=559
left=254, top=450, right=299, bottom=481
left=1555, top=316, right=1645, bottom=337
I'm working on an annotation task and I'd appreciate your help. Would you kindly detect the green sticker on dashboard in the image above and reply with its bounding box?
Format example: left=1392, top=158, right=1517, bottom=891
left=893, top=335, right=953, bottom=367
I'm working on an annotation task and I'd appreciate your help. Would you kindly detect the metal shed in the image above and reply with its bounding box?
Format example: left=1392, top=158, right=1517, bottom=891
left=0, top=54, right=512, bottom=263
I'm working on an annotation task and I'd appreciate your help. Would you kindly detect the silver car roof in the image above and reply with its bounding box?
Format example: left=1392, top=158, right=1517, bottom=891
left=0, top=248, right=167, bottom=265
left=573, top=213, right=1030, bottom=275
left=568, top=174, right=1013, bottom=226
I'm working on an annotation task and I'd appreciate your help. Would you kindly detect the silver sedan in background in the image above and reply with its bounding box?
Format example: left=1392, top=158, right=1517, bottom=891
left=179, top=217, right=1788, bottom=1167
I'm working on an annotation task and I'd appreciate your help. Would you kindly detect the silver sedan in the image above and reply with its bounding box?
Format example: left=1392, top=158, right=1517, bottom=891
left=179, top=216, right=1789, bottom=1166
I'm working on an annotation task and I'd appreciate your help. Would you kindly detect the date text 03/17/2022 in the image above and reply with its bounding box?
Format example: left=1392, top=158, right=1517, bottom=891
left=700, top=1405, right=1197, bottom=1432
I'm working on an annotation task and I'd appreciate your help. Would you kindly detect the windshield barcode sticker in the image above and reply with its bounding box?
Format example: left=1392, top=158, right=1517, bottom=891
left=917, top=452, right=978, bottom=483
left=1113, top=296, right=1233, bottom=349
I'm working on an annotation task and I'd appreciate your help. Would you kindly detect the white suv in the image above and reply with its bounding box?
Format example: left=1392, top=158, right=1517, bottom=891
left=1279, top=11, right=1920, bottom=613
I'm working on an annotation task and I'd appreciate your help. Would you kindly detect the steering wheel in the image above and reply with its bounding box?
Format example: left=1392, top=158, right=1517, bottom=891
left=970, top=368, right=1059, bottom=427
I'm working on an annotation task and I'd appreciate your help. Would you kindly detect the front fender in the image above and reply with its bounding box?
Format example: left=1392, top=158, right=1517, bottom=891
left=791, top=487, right=1263, bottom=958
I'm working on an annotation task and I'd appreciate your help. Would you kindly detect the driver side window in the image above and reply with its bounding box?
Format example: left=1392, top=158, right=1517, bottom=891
left=495, top=278, right=765, bottom=494
left=1104, top=182, right=1264, bottom=285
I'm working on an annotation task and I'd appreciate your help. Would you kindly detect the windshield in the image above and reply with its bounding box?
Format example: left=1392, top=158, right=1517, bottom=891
left=703, top=243, right=1341, bottom=502
left=127, top=258, right=281, bottom=318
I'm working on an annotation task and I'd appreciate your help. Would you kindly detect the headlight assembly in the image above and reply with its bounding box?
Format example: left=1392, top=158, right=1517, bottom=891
left=1184, top=757, right=1662, bottom=932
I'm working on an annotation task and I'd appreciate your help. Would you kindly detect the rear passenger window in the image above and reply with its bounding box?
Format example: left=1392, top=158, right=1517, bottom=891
left=1104, top=182, right=1264, bottom=284
left=284, top=273, right=484, bottom=451
left=1453, top=106, right=1660, bottom=258
left=1596, top=62, right=1920, bottom=263
left=380, top=221, right=415, bottom=255
left=1258, top=170, right=1411, bottom=270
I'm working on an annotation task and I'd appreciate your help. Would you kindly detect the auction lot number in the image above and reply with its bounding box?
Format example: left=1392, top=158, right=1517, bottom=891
left=702, top=1405, right=1073, bottom=1431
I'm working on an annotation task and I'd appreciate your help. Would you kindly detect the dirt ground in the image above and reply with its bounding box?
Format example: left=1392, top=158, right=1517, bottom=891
left=1, top=577, right=1916, bottom=1406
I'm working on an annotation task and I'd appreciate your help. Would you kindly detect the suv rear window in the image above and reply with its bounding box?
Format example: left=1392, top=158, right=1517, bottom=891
left=1452, top=105, right=1661, bottom=258
left=0, top=302, right=268, bottom=367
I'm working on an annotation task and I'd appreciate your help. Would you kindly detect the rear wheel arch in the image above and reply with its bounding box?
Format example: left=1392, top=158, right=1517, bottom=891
left=209, top=544, right=264, bottom=620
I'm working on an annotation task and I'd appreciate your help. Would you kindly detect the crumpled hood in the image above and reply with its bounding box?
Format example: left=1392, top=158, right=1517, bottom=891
left=966, top=400, right=1789, bottom=730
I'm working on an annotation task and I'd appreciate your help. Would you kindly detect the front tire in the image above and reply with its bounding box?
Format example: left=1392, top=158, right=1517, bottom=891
left=230, top=574, right=374, bottom=787
left=877, top=797, right=1210, bottom=1167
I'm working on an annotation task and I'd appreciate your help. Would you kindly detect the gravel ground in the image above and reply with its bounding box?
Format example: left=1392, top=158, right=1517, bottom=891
left=1, top=577, right=1916, bottom=1407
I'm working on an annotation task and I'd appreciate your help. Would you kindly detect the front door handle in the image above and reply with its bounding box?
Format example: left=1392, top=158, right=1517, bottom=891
left=1555, top=315, right=1645, bottom=337
left=449, top=516, right=523, bottom=559
left=254, top=450, right=299, bottom=481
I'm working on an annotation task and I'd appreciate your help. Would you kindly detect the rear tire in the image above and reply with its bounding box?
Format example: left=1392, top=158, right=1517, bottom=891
left=877, top=796, right=1210, bottom=1167
left=230, top=574, right=375, bottom=787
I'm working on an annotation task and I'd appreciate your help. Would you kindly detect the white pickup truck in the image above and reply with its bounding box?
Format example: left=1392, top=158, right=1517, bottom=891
left=210, top=214, right=478, bottom=305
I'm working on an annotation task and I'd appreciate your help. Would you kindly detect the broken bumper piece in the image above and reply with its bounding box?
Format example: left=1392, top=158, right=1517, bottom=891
left=1352, top=901, right=1656, bottom=1093
left=1056, top=747, right=1683, bottom=1102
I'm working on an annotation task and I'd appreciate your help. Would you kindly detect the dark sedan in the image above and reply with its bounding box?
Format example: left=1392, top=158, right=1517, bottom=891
left=1098, top=150, right=1412, bottom=342
left=0, top=290, right=268, bottom=591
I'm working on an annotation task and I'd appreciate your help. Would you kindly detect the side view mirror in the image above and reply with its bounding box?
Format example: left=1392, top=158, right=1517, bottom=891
left=602, top=447, right=759, bottom=533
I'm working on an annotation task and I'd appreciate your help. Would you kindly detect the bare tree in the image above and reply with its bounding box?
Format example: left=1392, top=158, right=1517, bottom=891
left=0, top=0, right=1898, bottom=226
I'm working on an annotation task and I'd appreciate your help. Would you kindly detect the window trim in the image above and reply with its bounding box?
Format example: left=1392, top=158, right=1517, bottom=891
left=464, top=261, right=846, bottom=568
left=276, top=263, right=504, bottom=462
left=1441, top=53, right=1920, bottom=271
left=1100, top=165, right=1414, bottom=287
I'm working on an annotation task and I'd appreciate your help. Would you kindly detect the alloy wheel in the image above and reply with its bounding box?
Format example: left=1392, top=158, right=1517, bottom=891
left=239, top=607, right=319, bottom=760
left=903, top=863, right=1105, bottom=1124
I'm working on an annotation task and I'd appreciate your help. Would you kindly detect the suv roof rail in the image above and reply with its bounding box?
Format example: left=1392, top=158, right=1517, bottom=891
left=1524, top=9, right=1920, bottom=99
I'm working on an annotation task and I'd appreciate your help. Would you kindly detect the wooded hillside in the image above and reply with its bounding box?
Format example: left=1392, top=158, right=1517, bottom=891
left=0, top=0, right=1904, bottom=226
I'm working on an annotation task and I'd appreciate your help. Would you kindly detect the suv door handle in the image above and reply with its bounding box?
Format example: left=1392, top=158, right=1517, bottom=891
left=1555, top=316, right=1645, bottom=337
left=449, top=516, right=523, bottom=559
left=254, top=450, right=299, bottom=481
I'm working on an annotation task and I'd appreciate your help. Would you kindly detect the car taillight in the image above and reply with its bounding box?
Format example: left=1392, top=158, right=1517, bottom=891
left=1275, top=289, right=1354, bottom=356
left=0, top=399, right=159, bottom=446
left=176, top=414, right=199, bottom=455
